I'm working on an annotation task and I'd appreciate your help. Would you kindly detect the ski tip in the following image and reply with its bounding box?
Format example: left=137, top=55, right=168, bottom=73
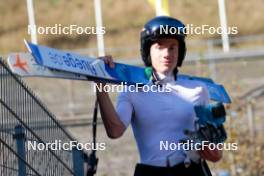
left=24, top=39, right=32, bottom=53
left=6, top=53, right=31, bottom=76
left=219, top=85, right=232, bottom=104
left=24, top=41, right=43, bottom=65
left=6, top=54, right=14, bottom=71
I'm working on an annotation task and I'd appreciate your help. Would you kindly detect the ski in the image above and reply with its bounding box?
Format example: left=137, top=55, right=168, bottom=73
left=25, top=41, right=149, bottom=85
left=8, top=53, right=213, bottom=83
left=8, top=41, right=231, bottom=103
left=7, top=53, right=87, bottom=80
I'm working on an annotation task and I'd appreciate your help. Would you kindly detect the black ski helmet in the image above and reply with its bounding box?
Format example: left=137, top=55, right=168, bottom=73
left=140, top=16, right=186, bottom=67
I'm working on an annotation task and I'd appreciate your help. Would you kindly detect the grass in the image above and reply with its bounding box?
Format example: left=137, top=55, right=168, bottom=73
left=0, top=0, right=264, bottom=56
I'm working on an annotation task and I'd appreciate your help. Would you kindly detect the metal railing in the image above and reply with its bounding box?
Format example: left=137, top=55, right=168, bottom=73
left=0, top=57, right=87, bottom=176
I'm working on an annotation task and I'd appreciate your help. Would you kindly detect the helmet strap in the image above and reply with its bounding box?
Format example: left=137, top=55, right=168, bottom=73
left=144, top=67, right=153, bottom=80
left=144, top=67, right=161, bottom=85
left=144, top=67, right=178, bottom=85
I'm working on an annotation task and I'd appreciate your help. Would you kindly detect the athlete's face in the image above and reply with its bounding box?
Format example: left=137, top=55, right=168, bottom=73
left=150, top=38, right=179, bottom=75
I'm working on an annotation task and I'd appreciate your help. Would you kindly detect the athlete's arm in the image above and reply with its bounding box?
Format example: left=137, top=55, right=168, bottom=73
left=96, top=56, right=126, bottom=139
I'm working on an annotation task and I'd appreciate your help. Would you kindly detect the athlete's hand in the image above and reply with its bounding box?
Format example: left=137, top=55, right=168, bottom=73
left=98, top=55, right=115, bottom=68
left=95, top=55, right=114, bottom=88
left=199, top=146, right=223, bottom=162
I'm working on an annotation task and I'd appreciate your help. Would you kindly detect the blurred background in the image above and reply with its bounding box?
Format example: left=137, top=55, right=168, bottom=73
left=0, top=0, right=264, bottom=175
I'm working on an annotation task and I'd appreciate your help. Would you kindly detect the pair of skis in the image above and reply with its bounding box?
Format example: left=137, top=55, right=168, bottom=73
left=7, top=41, right=231, bottom=103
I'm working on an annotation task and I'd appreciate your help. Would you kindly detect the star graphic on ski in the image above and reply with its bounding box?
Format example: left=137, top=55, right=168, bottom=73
left=13, top=54, right=28, bottom=73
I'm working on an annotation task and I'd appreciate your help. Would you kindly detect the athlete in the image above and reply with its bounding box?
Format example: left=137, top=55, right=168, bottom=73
left=96, top=16, right=222, bottom=176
